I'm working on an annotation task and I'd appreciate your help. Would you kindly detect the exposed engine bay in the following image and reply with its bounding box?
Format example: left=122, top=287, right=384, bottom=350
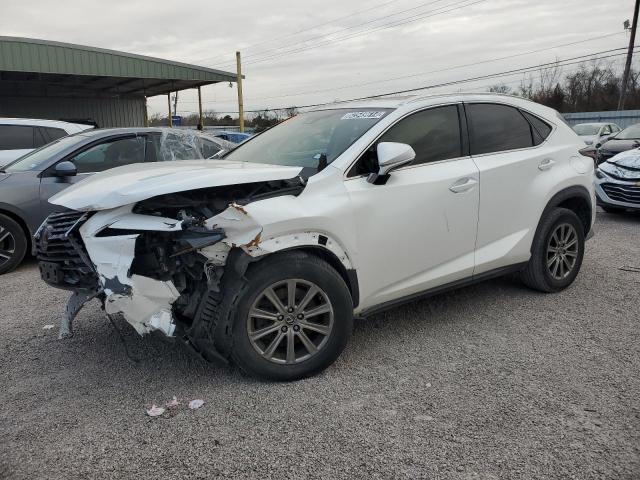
left=35, top=176, right=308, bottom=362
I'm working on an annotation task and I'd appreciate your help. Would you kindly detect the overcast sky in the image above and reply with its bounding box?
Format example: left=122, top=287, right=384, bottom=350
left=1, top=0, right=636, bottom=117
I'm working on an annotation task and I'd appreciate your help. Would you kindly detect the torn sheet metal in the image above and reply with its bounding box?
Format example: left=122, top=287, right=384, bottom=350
left=106, top=213, right=183, bottom=232
left=202, top=203, right=262, bottom=251
left=80, top=210, right=181, bottom=337
left=104, top=275, right=180, bottom=336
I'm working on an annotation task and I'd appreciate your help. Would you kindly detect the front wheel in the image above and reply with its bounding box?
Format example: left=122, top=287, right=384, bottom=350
left=520, top=208, right=585, bottom=293
left=0, top=214, right=27, bottom=275
left=230, top=252, right=354, bottom=381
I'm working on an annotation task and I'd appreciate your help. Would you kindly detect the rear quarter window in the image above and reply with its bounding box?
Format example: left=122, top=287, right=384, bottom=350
left=521, top=111, right=553, bottom=145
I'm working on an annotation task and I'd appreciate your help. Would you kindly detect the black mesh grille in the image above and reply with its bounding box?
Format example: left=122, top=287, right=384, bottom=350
left=35, top=211, right=98, bottom=290
left=601, top=183, right=640, bottom=205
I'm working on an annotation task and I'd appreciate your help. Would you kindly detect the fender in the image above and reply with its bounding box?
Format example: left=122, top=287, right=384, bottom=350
left=245, top=231, right=360, bottom=308
left=533, top=185, right=594, bottom=248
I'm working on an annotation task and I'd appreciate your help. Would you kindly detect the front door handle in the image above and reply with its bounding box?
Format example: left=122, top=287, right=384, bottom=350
left=538, top=158, right=555, bottom=171
left=449, top=177, right=477, bottom=193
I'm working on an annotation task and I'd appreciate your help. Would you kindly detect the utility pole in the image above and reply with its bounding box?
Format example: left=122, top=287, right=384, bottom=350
left=236, top=51, right=245, bottom=133
left=618, top=0, right=640, bottom=110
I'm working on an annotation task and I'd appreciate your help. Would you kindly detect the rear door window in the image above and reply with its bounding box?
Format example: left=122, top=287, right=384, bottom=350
left=0, top=125, right=35, bottom=150
left=466, top=103, right=533, bottom=155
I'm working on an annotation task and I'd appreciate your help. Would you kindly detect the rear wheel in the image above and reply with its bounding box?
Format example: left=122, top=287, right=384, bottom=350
left=521, top=208, right=585, bottom=293
left=230, top=253, right=353, bottom=381
left=0, top=214, right=27, bottom=275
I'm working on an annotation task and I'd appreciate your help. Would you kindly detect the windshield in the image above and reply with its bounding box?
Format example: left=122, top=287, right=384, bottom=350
left=573, top=124, right=601, bottom=136
left=5, top=135, right=85, bottom=171
left=224, top=109, right=391, bottom=168
left=615, top=124, right=640, bottom=140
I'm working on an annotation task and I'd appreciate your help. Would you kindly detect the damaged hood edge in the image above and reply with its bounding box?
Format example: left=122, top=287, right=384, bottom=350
left=49, top=160, right=304, bottom=211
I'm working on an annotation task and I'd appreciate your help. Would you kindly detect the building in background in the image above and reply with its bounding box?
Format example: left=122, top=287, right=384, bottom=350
left=0, top=37, right=239, bottom=128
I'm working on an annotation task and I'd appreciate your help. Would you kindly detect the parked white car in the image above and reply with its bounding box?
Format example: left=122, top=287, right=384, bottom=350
left=572, top=122, right=621, bottom=146
left=35, top=93, right=595, bottom=380
left=0, top=118, right=93, bottom=167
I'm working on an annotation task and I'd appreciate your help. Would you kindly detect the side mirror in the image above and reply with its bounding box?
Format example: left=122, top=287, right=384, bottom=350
left=53, top=161, right=77, bottom=177
left=367, top=142, right=416, bottom=184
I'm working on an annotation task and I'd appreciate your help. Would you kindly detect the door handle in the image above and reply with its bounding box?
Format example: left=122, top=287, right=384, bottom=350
left=449, top=177, right=477, bottom=193
left=538, top=158, right=555, bottom=171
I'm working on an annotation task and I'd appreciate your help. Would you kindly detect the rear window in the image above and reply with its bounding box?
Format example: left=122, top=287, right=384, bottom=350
left=0, top=125, right=35, bottom=150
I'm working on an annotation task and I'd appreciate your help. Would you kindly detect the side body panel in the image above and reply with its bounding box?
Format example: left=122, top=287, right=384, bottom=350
left=470, top=112, right=594, bottom=275
left=343, top=159, right=480, bottom=310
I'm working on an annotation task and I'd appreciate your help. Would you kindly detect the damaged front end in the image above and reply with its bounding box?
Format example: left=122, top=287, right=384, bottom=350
left=35, top=177, right=306, bottom=360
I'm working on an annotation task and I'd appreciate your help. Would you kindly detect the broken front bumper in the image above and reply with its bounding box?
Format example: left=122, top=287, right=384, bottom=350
left=34, top=211, right=98, bottom=291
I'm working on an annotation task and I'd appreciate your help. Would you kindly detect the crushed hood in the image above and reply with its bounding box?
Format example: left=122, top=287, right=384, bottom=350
left=49, top=160, right=303, bottom=211
left=599, top=148, right=640, bottom=180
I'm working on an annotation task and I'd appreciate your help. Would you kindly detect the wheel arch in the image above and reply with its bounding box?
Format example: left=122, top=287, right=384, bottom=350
left=248, top=241, right=360, bottom=309
left=537, top=186, right=593, bottom=239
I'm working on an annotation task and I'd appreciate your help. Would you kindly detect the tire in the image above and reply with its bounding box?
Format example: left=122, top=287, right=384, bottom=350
left=520, top=208, right=585, bottom=293
left=229, top=252, right=353, bottom=381
left=601, top=205, right=625, bottom=214
left=0, top=214, right=27, bottom=275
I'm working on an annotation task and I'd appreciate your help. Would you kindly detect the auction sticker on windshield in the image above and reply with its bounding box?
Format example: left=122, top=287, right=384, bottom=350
left=341, top=111, right=387, bottom=120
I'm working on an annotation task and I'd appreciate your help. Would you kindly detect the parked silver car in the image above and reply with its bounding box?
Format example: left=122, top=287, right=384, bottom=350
left=572, top=122, right=621, bottom=146
left=0, top=118, right=93, bottom=168
left=0, top=127, right=234, bottom=274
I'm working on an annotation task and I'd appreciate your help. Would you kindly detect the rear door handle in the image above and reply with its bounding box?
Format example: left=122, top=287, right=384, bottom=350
left=538, top=158, right=555, bottom=171
left=449, top=177, right=477, bottom=193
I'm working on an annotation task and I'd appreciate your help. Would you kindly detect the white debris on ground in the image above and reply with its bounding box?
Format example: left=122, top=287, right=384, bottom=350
left=188, top=399, right=205, bottom=410
left=145, top=398, right=205, bottom=417
left=42, top=325, right=55, bottom=330
left=146, top=405, right=165, bottom=417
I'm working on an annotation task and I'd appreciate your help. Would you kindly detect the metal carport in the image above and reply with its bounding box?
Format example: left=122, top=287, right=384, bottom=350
left=0, top=36, right=240, bottom=127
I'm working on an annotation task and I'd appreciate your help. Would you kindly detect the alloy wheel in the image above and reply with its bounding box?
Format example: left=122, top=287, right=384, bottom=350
left=0, top=225, right=16, bottom=268
left=546, top=223, right=579, bottom=280
left=247, top=279, right=334, bottom=364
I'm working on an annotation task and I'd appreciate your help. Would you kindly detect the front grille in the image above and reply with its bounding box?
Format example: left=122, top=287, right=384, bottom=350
left=35, top=211, right=98, bottom=290
left=601, top=183, right=640, bottom=205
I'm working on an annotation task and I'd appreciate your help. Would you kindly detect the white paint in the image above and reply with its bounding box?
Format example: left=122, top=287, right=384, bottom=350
left=49, top=160, right=303, bottom=211
left=67, top=93, right=595, bottom=330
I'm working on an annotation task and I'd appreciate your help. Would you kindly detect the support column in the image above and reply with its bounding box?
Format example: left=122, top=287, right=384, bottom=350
left=197, top=86, right=204, bottom=130
left=143, top=96, right=149, bottom=127
left=236, top=51, right=245, bottom=133
left=167, top=93, right=173, bottom=127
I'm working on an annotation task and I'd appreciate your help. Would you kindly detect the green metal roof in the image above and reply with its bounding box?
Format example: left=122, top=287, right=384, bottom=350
left=0, top=36, right=240, bottom=98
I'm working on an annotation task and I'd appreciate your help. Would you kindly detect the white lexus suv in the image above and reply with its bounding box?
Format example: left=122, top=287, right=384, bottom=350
left=35, top=93, right=595, bottom=380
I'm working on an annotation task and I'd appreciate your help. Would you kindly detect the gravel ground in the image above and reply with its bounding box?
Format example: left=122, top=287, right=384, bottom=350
left=0, top=210, right=639, bottom=480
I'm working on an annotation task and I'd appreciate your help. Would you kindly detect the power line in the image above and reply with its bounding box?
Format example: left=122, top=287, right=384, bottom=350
left=243, top=31, right=625, bottom=102
left=191, top=0, right=405, bottom=64
left=178, top=32, right=624, bottom=106
left=209, top=0, right=450, bottom=66
left=210, top=0, right=489, bottom=69
left=169, top=47, right=637, bottom=115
